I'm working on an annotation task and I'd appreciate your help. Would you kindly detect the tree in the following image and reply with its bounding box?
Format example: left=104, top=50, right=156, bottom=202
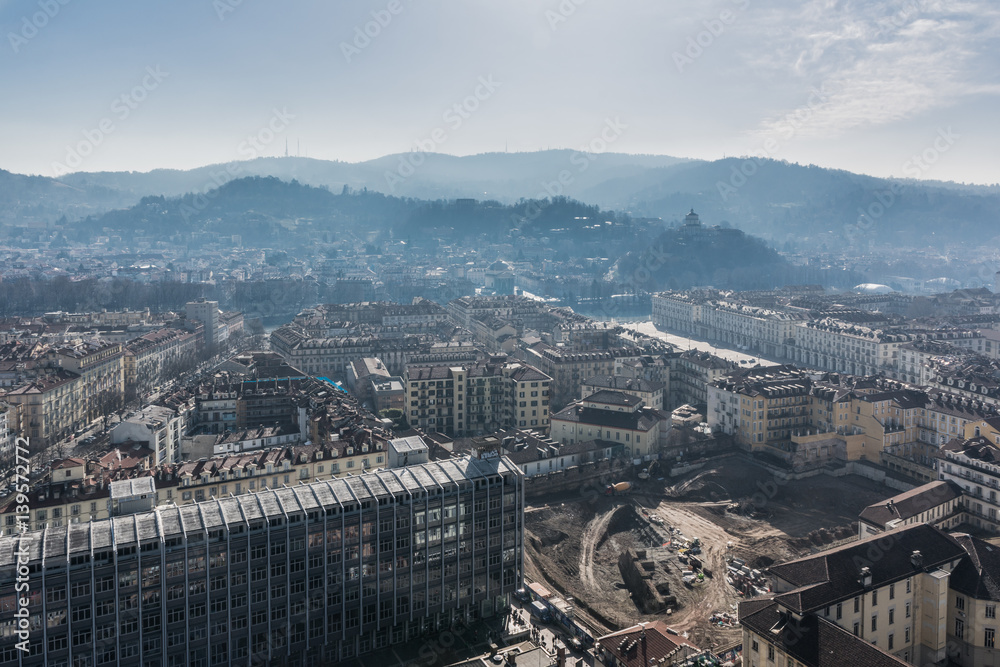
left=379, top=408, right=408, bottom=431
left=93, top=388, right=125, bottom=431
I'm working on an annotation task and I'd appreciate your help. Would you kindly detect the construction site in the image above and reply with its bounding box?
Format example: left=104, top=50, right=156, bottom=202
left=522, top=457, right=894, bottom=650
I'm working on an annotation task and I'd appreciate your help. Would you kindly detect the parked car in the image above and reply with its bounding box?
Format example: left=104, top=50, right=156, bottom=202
left=512, top=588, right=530, bottom=602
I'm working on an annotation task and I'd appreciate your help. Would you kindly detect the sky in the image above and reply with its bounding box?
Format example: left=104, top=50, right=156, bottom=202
left=1, top=0, right=999, bottom=184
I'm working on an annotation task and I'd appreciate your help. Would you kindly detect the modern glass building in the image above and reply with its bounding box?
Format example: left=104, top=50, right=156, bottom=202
left=0, top=455, right=524, bottom=666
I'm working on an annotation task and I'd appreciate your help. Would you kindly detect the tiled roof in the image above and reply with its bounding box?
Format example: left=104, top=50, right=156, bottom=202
left=596, top=621, right=697, bottom=667
left=858, top=480, right=963, bottom=529
left=951, top=533, right=1000, bottom=602
left=739, top=599, right=908, bottom=667
left=767, top=524, right=966, bottom=612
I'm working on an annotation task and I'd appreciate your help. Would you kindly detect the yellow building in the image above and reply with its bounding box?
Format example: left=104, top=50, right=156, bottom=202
left=743, top=524, right=969, bottom=666
left=1, top=371, right=81, bottom=446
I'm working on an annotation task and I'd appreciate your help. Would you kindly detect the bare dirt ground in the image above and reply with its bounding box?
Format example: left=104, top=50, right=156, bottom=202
left=523, top=461, right=893, bottom=649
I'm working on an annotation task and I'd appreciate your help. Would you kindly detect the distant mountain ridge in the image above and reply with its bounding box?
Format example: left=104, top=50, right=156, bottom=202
left=3, top=151, right=999, bottom=250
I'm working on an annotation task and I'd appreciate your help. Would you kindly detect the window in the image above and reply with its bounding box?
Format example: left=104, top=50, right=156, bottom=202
left=854, top=596, right=860, bottom=613
left=988, top=605, right=996, bottom=619
left=767, top=645, right=775, bottom=660
left=836, top=603, right=842, bottom=620
left=955, top=619, right=964, bottom=639
left=986, top=629, right=996, bottom=649
left=957, top=596, right=966, bottom=611
left=872, top=590, right=878, bottom=606
left=872, top=615, right=877, bottom=632
left=889, top=608, right=895, bottom=625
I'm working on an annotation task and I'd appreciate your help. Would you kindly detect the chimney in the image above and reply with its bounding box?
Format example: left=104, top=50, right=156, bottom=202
left=911, top=550, right=924, bottom=569
left=860, top=566, right=872, bottom=588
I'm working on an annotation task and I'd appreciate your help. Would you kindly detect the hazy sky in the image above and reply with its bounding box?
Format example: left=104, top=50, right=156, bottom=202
left=2, top=0, right=998, bottom=183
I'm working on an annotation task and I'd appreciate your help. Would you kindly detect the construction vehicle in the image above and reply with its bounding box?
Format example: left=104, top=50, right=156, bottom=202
left=638, top=460, right=660, bottom=480
left=605, top=481, right=632, bottom=496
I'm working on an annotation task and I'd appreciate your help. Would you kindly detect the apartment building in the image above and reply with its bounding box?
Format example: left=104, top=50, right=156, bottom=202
left=858, top=480, right=965, bottom=537
left=700, top=301, right=805, bottom=357
left=0, top=455, right=525, bottom=666
left=581, top=375, right=665, bottom=410
left=744, top=524, right=1000, bottom=667
left=52, top=340, right=125, bottom=423
left=185, top=298, right=221, bottom=353
left=549, top=390, right=665, bottom=460
left=271, top=326, right=477, bottom=380
left=1, top=370, right=80, bottom=446
left=404, top=360, right=552, bottom=436
left=123, top=327, right=201, bottom=393
left=520, top=343, right=641, bottom=411
left=938, top=436, right=1000, bottom=533
left=112, top=405, right=191, bottom=465
left=744, top=524, right=965, bottom=666
left=650, top=292, right=705, bottom=335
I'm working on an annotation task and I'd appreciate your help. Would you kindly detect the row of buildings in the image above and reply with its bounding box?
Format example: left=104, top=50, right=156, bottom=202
left=0, top=301, right=245, bottom=448
left=652, top=290, right=995, bottom=382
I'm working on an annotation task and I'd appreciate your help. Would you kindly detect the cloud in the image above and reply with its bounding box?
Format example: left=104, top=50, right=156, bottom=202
left=745, top=0, right=1000, bottom=139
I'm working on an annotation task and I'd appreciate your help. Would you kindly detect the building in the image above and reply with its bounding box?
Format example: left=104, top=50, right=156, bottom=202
left=520, top=343, right=642, bottom=412
left=123, top=327, right=201, bottom=394
left=857, top=480, right=964, bottom=537
left=671, top=349, right=734, bottom=408
left=346, top=357, right=391, bottom=402
left=52, top=340, right=125, bottom=423
left=938, top=436, right=1000, bottom=533
left=594, top=620, right=702, bottom=667
left=111, top=405, right=190, bottom=465
left=186, top=298, right=221, bottom=353
left=745, top=523, right=968, bottom=666
left=744, top=523, right=1000, bottom=667
left=371, top=377, right=405, bottom=413
left=0, top=455, right=525, bottom=666
left=581, top=375, right=665, bottom=410
left=404, top=359, right=552, bottom=436
left=948, top=533, right=1000, bottom=667
left=1, top=371, right=80, bottom=446
left=549, top=391, right=665, bottom=460
left=386, top=435, right=429, bottom=468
